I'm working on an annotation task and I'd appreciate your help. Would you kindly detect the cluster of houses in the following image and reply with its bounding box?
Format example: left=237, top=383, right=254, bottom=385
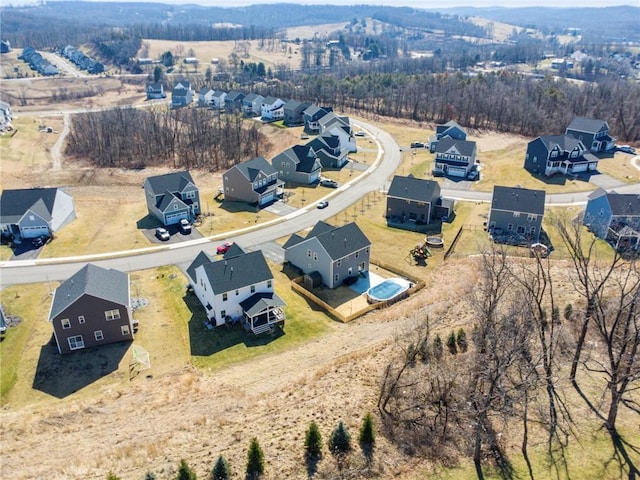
left=60, top=45, right=105, bottom=74
left=18, top=47, right=58, bottom=76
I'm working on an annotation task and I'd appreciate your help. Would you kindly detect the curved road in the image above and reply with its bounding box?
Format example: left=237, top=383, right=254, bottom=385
left=1, top=116, right=638, bottom=287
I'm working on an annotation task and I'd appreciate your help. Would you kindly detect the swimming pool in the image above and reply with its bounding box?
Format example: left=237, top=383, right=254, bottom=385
left=366, top=278, right=411, bottom=303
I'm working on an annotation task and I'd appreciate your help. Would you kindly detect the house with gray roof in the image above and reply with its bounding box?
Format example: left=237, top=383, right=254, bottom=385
left=242, top=93, right=264, bottom=117
left=283, top=99, right=312, bottom=127
left=566, top=117, right=615, bottom=153
left=386, top=174, right=453, bottom=228
left=583, top=189, right=640, bottom=251
left=146, top=82, right=166, bottom=100
left=48, top=264, right=134, bottom=354
left=222, top=157, right=283, bottom=207
left=271, top=145, right=322, bottom=184
left=303, top=105, right=331, bottom=134
left=261, top=96, right=285, bottom=122
left=198, top=87, right=215, bottom=107
left=433, top=138, right=477, bottom=178
left=186, top=245, right=285, bottom=333
left=524, top=134, right=599, bottom=176
left=0, top=187, right=76, bottom=242
left=284, top=221, right=371, bottom=289
left=429, top=120, right=467, bottom=153
left=143, top=170, right=200, bottom=226
left=488, top=186, right=546, bottom=245
left=211, top=90, right=227, bottom=110
left=225, top=91, right=245, bottom=112
left=319, top=112, right=356, bottom=152
left=171, top=80, right=194, bottom=108
left=307, top=133, right=349, bottom=169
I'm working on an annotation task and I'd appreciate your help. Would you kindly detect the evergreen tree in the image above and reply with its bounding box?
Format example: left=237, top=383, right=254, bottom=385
left=358, top=413, right=376, bottom=449
left=176, top=459, right=197, bottom=480
left=144, top=472, right=157, bottom=480
left=304, top=420, right=323, bottom=458
left=446, top=331, right=458, bottom=354
left=212, top=455, right=230, bottom=480
left=246, top=437, right=265, bottom=479
left=328, top=421, right=352, bottom=456
left=456, top=328, right=468, bottom=352
left=106, top=473, right=121, bottom=480
left=433, top=334, right=443, bottom=359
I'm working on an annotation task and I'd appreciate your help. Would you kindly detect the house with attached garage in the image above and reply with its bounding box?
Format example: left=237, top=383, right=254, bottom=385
left=488, top=186, right=546, bottom=245
left=303, top=105, right=331, bottom=134
left=0, top=187, right=76, bottom=243
left=143, top=170, right=201, bottom=226
left=171, top=80, right=194, bottom=107
left=48, top=264, right=134, bottom=354
left=583, top=189, right=640, bottom=251
left=271, top=145, right=322, bottom=185
left=146, top=82, right=166, bottom=100
left=386, top=174, right=454, bottom=228
left=242, top=93, right=264, bottom=117
left=261, top=96, right=285, bottom=122
left=429, top=120, right=467, bottom=153
left=283, top=99, right=312, bottom=127
left=307, top=133, right=349, bottom=169
left=433, top=138, right=477, bottom=178
left=186, top=245, right=286, bottom=334
left=222, top=156, right=283, bottom=207
left=318, top=111, right=356, bottom=153
left=565, top=117, right=615, bottom=153
left=524, top=134, right=599, bottom=177
left=284, top=221, right=371, bottom=289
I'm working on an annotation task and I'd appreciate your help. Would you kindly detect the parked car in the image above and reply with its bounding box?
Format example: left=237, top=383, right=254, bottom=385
left=410, top=141, right=425, bottom=148
left=216, top=241, right=233, bottom=254
left=617, top=145, right=636, bottom=154
left=354, top=131, right=365, bottom=137
left=317, top=200, right=329, bottom=209
left=467, top=169, right=479, bottom=181
left=319, top=179, right=338, bottom=188
left=179, top=218, right=192, bottom=234
left=155, top=227, right=170, bottom=241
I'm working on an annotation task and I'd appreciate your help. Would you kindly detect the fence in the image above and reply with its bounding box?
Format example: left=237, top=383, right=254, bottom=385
left=444, top=226, right=464, bottom=260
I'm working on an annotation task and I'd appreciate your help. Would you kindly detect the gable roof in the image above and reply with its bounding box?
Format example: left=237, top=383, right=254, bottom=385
left=239, top=292, right=285, bottom=317
left=0, top=187, right=60, bottom=223
left=290, top=221, right=371, bottom=261
left=145, top=171, right=195, bottom=195
left=201, top=250, right=273, bottom=293
left=566, top=116, right=608, bottom=134
left=387, top=175, right=440, bottom=203
left=435, top=137, right=476, bottom=156
left=186, top=250, right=214, bottom=283
left=282, top=233, right=305, bottom=250
left=491, top=186, right=546, bottom=215
left=232, top=157, right=277, bottom=181
left=537, top=134, right=583, bottom=153
left=605, top=191, right=640, bottom=216
left=273, top=145, right=319, bottom=173
left=49, top=264, right=129, bottom=320
left=243, top=93, right=263, bottom=103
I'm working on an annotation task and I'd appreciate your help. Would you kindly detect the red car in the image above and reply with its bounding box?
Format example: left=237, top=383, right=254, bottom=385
left=217, top=242, right=233, bottom=254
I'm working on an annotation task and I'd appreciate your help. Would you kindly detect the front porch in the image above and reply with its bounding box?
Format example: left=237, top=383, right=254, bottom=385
left=240, top=292, right=286, bottom=335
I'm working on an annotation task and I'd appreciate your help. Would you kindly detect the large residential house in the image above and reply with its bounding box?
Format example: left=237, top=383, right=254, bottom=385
left=303, top=105, right=331, bottom=134
left=307, top=133, right=349, bottom=169
left=429, top=120, right=467, bottom=153
left=146, top=82, right=166, bottom=100
left=222, top=156, right=283, bottom=206
left=386, top=174, right=453, bottom=227
left=261, top=96, right=285, bottom=122
left=319, top=112, right=356, bottom=153
left=524, top=135, right=599, bottom=176
left=284, top=221, right=371, bottom=289
left=143, top=171, right=201, bottom=226
left=583, top=189, right=640, bottom=251
left=242, top=93, right=264, bottom=117
left=171, top=80, right=194, bottom=107
left=433, top=138, right=477, bottom=178
left=283, top=100, right=312, bottom=127
left=48, top=264, right=134, bottom=354
left=566, top=117, right=615, bottom=153
left=211, top=90, right=227, bottom=110
left=198, top=87, right=215, bottom=107
left=225, top=91, right=245, bottom=112
left=271, top=145, right=322, bottom=185
left=488, top=186, right=546, bottom=244
left=186, top=246, right=286, bottom=334
left=0, top=187, right=76, bottom=242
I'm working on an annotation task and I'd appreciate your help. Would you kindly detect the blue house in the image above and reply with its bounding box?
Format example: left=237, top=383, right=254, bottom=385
left=583, top=189, right=640, bottom=251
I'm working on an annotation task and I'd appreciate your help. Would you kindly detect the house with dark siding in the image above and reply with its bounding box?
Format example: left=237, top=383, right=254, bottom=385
left=566, top=117, right=615, bottom=153
left=143, top=171, right=201, bottom=226
left=433, top=138, right=477, bottom=178
left=307, top=133, right=348, bottom=169
left=386, top=175, right=453, bottom=228
left=429, top=120, right=467, bottom=152
left=283, top=99, right=312, bottom=126
left=583, top=189, right=640, bottom=251
left=524, top=135, right=599, bottom=176
left=48, top=264, right=134, bottom=354
left=222, top=156, right=283, bottom=206
left=488, top=186, right=546, bottom=245
left=271, top=145, right=322, bottom=184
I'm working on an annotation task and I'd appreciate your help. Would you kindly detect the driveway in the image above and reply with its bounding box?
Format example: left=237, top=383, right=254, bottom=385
left=142, top=225, right=204, bottom=245
left=586, top=171, right=626, bottom=189
left=263, top=200, right=298, bottom=216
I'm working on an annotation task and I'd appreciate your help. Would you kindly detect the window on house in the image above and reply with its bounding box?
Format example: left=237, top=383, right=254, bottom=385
left=221, top=310, right=226, bottom=318
left=337, top=259, right=342, bottom=267
left=507, top=224, right=514, bottom=231
left=530, top=226, right=537, bottom=234
left=513, top=212, right=520, bottom=218
left=105, top=309, right=120, bottom=321
left=267, top=280, right=272, bottom=289
left=184, top=191, right=196, bottom=199
left=121, top=325, right=130, bottom=336
left=307, top=249, right=311, bottom=257
left=528, top=214, right=537, bottom=221
left=94, top=330, right=104, bottom=341
left=222, top=293, right=228, bottom=301
left=61, top=318, right=71, bottom=329
left=68, top=335, right=85, bottom=350
left=29, top=215, right=35, bottom=221
left=334, top=274, right=340, bottom=283
left=235, top=289, right=239, bottom=296
left=251, top=285, right=256, bottom=293
left=355, top=251, right=359, bottom=258
left=78, top=316, right=85, bottom=324
left=313, top=252, right=318, bottom=261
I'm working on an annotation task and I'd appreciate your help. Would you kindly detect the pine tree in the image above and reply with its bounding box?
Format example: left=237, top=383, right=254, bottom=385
left=304, top=420, right=323, bottom=458
left=433, top=334, right=443, bottom=359
left=328, top=421, right=352, bottom=470
left=446, top=331, right=458, bottom=354
left=212, top=455, right=231, bottom=480
left=246, top=437, right=265, bottom=479
left=176, top=459, right=197, bottom=480
left=358, top=413, right=376, bottom=449
left=106, top=473, right=121, bottom=480
left=456, top=328, right=468, bottom=352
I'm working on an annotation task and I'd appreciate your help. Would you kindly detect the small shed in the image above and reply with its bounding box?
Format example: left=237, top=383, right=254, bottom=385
left=303, top=271, right=323, bottom=289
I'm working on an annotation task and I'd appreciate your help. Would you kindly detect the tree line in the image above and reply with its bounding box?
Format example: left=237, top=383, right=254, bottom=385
left=65, top=107, right=267, bottom=171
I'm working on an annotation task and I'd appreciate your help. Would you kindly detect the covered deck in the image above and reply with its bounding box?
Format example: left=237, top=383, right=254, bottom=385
left=241, top=292, right=286, bottom=335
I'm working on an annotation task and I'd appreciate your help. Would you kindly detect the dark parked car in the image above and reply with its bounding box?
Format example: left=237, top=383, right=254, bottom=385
left=319, top=179, right=338, bottom=188
left=155, top=227, right=170, bottom=241
left=410, top=141, right=425, bottom=148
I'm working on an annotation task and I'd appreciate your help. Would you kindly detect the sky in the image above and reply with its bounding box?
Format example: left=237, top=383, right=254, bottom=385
left=11, top=0, right=638, bottom=6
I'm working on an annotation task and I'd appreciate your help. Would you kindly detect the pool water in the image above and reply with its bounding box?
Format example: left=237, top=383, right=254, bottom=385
left=367, top=278, right=411, bottom=303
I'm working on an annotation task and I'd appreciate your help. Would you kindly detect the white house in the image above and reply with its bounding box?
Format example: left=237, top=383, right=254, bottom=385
left=261, top=96, right=285, bottom=122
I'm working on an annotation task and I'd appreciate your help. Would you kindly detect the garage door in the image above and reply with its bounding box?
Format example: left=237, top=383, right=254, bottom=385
left=165, top=212, right=187, bottom=225
left=310, top=172, right=320, bottom=183
left=572, top=164, right=588, bottom=173
left=448, top=167, right=466, bottom=177
left=260, top=193, right=274, bottom=205
left=21, top=226, right=49, bottom=238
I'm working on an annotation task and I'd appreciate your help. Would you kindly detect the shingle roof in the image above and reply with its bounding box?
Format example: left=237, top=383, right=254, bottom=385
left=282, top=233, right=305, bottom=249
left=49, top=264, right=129, bottom=320
left=606, top=192, right=640, bottom=216
left=201, top=250, right=273, bottom=293
left=491, top=186, right=546, bottom=215
left=233, top=157, right=277, bottom=181
left=145, top=171, right=195, bottom=195
left=566, top=117, right=607, bottom=134
left=435, top=137, right=476, bottom=156
left=387, top=175, right=440, bottom=203
left=298, top=221, right=371, bottom=261
left=239, top=292, right=285, bottom=317
left=0, top=187, right=59, bottom=223
left=186, top=251, right=214, bottom=283
left=273, top=145, right=319, bottom=173
left=538, top=134, right=582, bottom=152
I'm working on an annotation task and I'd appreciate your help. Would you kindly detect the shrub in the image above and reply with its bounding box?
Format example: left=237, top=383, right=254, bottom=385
left=446, top=331, right=457, bottom=354
left=358, top=412, right=376, bottom=460
left=176, top=460, right=197, bottom=480
left=456, top=328, right=467, bottom=352
left=246, top=437, right=265, bottom=479
left=212, top=455, right=230, bottom=480
left=433, top=334, right=443, bottom=359
left=305, top=421, right=323, bottom=458
left=328, top=420, right=352, bottom=457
